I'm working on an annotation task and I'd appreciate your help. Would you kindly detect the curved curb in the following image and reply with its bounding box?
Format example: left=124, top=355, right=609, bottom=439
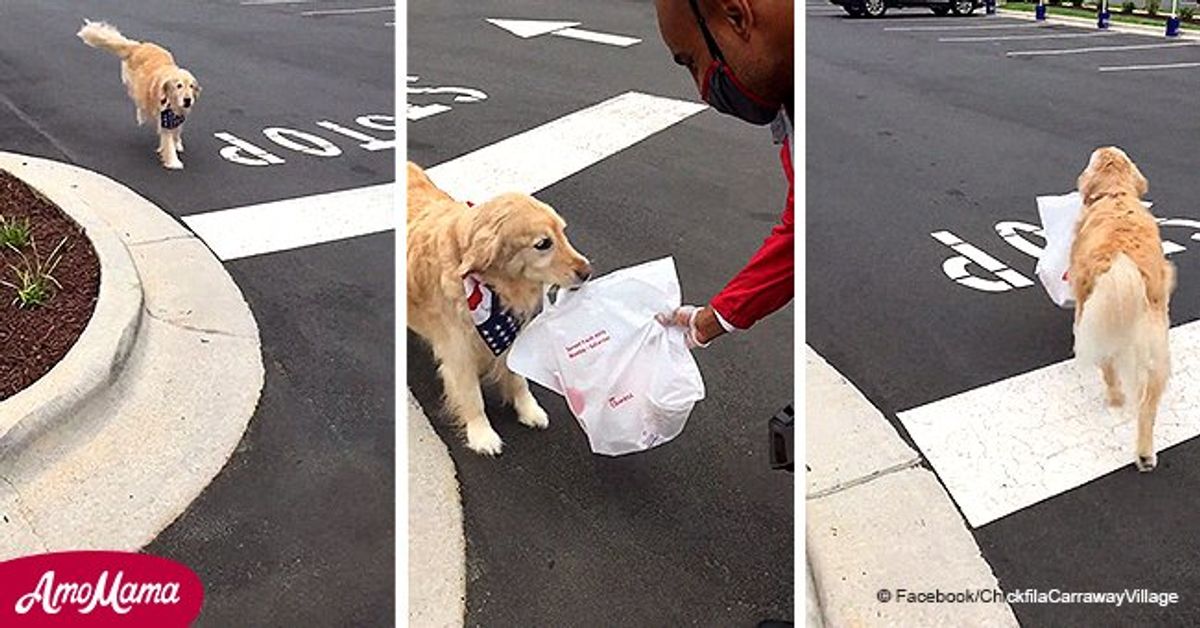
left=407, top=389, right=467, bottom=627
left=0, top=152, right=264, bottom=559
left=0, top=157, right=143, bottom=459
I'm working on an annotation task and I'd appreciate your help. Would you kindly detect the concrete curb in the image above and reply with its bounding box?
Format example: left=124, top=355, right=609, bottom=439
left=407, top=389, right=467, bottom=628
left=805, top=346, right=1020, bottom=628
left=0, top=159, right=142, bottom=459
left=0, top=152, right=264, bottom=558
left=999, top=6, right=1198, bottom=38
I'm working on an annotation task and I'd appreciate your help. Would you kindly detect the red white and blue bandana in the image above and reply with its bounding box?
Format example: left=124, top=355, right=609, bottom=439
left=160, top=109, right=186, bottom=130
left=463, top=274, right=521, bottom=356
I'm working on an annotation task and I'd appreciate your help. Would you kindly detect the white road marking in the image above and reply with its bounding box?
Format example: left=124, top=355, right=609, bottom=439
left=486, top=18, right=641, bottom=47
left=301, top=5, right=394, bottom=17
left=940, top=31, right=1117, bottom=42
left=552, top=27, right=642, bottom=47
left=1009, top=41, right=1200, bottom=56
left=182, top=184, right=393, bottom=261
left=425, top=91, right=707, bottom=202
left=241, top=0, right=311, bottom=4
left=486, top=18, right=583, bottom=38
left=1099, top=60, right=1200, bottom=71
left=886, top=23, right=1044, bottom=31
left=187, top=92, right=702, bottom=259
left=898, top=321, right=1200, bottom=528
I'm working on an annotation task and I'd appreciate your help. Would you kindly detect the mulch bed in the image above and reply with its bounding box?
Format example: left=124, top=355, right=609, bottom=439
left=0, top=170, right=100, bottom=401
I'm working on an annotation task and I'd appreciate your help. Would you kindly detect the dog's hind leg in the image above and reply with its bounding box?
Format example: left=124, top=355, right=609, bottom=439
left=1102, top=358, right=1124, bottom=407
left=499, top=366, right=549, bottom=430
left=175, top=131, right=184, bottom=153
left=1135, top=368, right=1166, bottom=472
left=436, top=338, right=503, bottom=455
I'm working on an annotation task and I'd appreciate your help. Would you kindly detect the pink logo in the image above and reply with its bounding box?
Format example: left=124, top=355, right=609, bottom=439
left=0, top=551, right=204, bottom=627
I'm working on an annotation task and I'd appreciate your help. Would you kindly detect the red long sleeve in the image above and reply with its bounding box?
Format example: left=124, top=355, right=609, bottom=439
left=709, top=140, right=795, bottom=330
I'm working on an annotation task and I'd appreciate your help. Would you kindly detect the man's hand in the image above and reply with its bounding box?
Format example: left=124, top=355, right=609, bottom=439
left=656, top=305, right=727, bottom=348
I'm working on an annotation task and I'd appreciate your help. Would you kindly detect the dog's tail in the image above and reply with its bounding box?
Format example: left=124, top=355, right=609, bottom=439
left=77, top=20, right=139, bottom=59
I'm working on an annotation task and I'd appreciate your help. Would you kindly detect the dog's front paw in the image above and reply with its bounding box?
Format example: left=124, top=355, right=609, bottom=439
left=516, top=399, right=550, bottom=430
left=466, top=421, right=504, bottom=456
left=163, top=159, right=184, bottom=170
left=1136, top=453, right=1157, bottom=473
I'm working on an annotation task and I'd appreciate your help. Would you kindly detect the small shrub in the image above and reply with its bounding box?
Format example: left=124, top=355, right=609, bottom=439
left=1121, top=1, right=1135, bottom=12
left=1071, top=0, right=1084, bottom=8
left=0, top=215, right=31, bottom=249
left=1181, top=5, right=1195, bottom=19
left=1, top=237, right=67, bottom=309
left=1048, top=0, right=1062, bottom=6
left=1147, top=0, right=1160, bottom=16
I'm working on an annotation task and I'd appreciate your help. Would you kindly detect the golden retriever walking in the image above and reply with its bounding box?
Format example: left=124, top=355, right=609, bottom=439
left=1071, top=147, right=1175, bottom=472
left=77, top=20, right=201, bottom=170
left=407, top=162, right=592, bottom=455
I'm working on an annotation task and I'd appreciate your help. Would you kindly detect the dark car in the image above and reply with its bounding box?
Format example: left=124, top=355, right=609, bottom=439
left=832, top=0, right=980, bottom=18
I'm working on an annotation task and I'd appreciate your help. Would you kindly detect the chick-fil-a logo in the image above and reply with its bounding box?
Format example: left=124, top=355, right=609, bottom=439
left=0, top=551, right=204, bottom=627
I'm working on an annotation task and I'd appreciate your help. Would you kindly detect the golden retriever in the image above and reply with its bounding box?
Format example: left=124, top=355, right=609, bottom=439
left=1071, top=146, right=1175, bottom=472
left=77, top=20, right=201, bottom=170
left=407, top=162, right=592, bottom=455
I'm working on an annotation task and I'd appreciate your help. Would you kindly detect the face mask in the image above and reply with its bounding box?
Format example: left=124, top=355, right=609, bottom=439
left=688, top=0, right=781, bottom=125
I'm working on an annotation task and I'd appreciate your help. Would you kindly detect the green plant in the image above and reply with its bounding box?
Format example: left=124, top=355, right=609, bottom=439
left=1147, top=0, right=1160, bottom=16
left=0, top=215, right=31, bottom=249
left=1, top=237, right=67, bottom=309
left=1181, top=5, right=1195, bottom=19
left=1071, top=0, right=1083, bottom=8
left=1121, top=1, right=1136, bottom=12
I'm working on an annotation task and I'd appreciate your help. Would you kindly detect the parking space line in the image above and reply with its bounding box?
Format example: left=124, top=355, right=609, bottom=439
left=1099, top=60, right=1200, bottom=71
left=425, top=91, right=707, bottom=203
left=898, top=320, right=1200, bottom=528
left=1008, top=41, right=1200, bottom=56
left=301, top=6, right=394, bottom=17
left=886, top=23, right=1045, bottom=31
left=940, top=31, right=1117, bottom=42
left=182, top=184, right=393, bottom=260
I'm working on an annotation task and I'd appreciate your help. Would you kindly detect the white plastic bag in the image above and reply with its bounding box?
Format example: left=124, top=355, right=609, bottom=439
left=1035, top=192, right=1152, bottom=309
left=507, top=257, right=705, bottom=456
left=1035, top=192, right=1083, bottom=309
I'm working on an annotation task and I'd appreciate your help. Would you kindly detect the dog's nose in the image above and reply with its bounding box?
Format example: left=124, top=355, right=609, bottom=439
left=183, top=98, right=192, bottom=108
left=575, top=264, right=593, bottom=283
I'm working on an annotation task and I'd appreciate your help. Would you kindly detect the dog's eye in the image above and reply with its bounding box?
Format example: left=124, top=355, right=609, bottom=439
left=533, top=238, right=553, bottom=251
left=176, top=83, right=183, bottom=89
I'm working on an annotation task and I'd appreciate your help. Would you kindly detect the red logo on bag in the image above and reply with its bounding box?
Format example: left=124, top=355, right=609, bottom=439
left=0, top=551, right=204, bottom=627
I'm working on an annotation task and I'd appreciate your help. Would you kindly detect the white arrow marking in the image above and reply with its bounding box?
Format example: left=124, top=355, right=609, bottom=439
left=552, top=27, right=641, bottom=47
left=487, top=18, right=641, bottom=47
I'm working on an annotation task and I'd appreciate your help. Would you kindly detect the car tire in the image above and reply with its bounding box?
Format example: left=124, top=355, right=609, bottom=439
left=931, top=5, right=951, bottom=15
left=863, top=0, right=887, bottom=17
left=951, top=0, right=975, bottom=14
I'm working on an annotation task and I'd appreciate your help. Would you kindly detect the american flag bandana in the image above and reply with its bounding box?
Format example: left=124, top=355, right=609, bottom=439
left=463, top=274, right=521, bottom=356
left=160, top=109, right=186, bottom=130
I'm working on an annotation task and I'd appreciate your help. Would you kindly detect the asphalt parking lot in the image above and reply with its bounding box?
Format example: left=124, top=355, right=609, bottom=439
left=408, top=0, right=795, bottom=625
left=1, top=1, right=394, bottom=625
left=809, top=4, right=1200, bottom=625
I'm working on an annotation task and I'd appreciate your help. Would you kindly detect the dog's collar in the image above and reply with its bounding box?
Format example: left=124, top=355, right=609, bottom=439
left=463, top=274, right=522, bottom=356
left=160, top=109, right=186, bottom=130
left=1083, top=191, right=1131, bottom=205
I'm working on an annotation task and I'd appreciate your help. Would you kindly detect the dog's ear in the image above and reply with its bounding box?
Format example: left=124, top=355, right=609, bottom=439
left=159, top=77, right=172, bottom=105
left=456, top=217, right=504, bottom=276
left=1129, top=160, right=1148, bottom=197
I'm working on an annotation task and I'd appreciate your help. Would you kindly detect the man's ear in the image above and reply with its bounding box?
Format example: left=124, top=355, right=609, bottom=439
left=715, top=0, right=755, bottom=40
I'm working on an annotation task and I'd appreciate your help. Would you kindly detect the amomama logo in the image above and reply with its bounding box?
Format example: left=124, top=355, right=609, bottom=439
left=0, top=551, right=204, bottom=627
